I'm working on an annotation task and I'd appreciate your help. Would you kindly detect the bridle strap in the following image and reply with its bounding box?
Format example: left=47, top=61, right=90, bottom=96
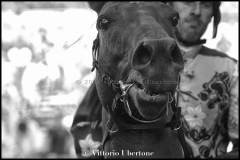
left=91, top=34, right=99, bottom=72
left=91, top=34, right=121, bottom=93
left=109, top=95, right=169, bottom=130
left=166, top=75, right=182, bottom=130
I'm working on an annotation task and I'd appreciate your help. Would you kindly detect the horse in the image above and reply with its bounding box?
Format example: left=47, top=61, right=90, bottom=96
left=74, top=2, right=185, bottom=158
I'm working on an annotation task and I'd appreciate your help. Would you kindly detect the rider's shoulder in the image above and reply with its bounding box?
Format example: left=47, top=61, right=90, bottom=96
left=199, top=46, right=237, bottom=63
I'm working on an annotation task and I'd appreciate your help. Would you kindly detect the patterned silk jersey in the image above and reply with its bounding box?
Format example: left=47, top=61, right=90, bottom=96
left=177, top=44, right=238, bottom=158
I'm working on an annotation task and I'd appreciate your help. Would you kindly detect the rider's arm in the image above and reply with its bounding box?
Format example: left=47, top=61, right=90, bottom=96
left=217, top=60, right=238, bottom=159
left=228, top=61, right=239, bottom=151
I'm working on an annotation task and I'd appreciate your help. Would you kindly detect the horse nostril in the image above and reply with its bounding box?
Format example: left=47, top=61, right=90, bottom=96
left=132, top=42, right=153, bottom=70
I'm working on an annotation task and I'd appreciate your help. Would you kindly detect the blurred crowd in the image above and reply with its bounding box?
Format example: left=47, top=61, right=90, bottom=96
left=2, top=2, right=97, bottom=158
left=1, top=2, right=238, bottom=158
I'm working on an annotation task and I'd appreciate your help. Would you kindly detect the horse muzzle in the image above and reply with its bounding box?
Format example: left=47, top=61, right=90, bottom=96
left=120, top=80, right=172, bottom=121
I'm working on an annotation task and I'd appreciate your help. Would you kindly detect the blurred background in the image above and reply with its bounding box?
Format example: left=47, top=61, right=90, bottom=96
left=1, top=1, right=238, bottom=158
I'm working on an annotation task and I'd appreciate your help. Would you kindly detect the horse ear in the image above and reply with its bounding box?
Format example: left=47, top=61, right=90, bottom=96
left=88, top=2, right=107, bottom=14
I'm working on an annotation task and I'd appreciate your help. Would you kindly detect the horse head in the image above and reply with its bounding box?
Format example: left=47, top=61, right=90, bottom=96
left=89, top=2, right=184, bottom=158
left=91, top=2, right=183, bottom=120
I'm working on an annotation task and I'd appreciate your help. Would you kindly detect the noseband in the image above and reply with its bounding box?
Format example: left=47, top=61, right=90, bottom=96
left=91, top=34, right=182, bottom=131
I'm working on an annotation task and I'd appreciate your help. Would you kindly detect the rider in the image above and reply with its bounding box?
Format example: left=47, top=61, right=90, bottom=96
left=71, top=2, right=238, bottom=158
left=168, top=2, right=238, bottom=158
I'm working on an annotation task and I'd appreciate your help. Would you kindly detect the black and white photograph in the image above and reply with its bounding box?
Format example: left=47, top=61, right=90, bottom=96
left=1, top=1, right=239, bottom=159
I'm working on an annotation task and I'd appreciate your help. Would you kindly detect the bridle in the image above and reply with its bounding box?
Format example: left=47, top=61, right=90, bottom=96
left=91, top=34, right=182, bottom=130
left=90, top=32, right=192, bottom=157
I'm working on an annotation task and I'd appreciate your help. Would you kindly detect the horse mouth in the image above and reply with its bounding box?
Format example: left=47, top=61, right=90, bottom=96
left=127, top=81, right=171, bottom=120
left=130, top=83, right=169, bottom=102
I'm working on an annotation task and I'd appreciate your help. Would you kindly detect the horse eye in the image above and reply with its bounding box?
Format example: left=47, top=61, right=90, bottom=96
left=171, top=15, right=179, bottom=27
left=97, top=17, right=111, bottom=30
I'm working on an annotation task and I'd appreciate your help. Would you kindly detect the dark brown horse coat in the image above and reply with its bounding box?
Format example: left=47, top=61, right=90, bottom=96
left=71, top=2, right=185, bottom=158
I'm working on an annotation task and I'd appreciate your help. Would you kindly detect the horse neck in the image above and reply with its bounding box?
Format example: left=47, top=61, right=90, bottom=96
left=104, top=128, right=183, bottom=158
